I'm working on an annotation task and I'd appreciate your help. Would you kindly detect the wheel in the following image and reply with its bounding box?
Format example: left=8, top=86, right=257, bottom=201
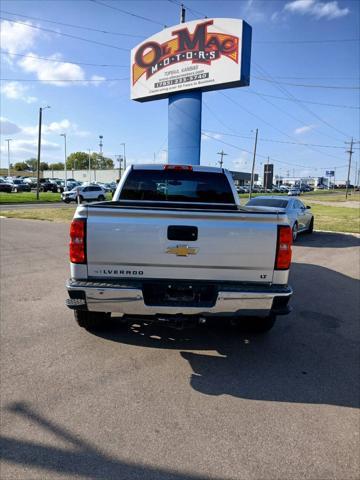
left=292, top=222, right=298, bottom=242
left=98, top=195, right=105, bottom=201
left=306, top=217, right=314, bottom=234
left=74, top=310, right=111, bottom=331
left=78, top=195, right=84, bottom=204
left=235, top=314, right=277, bottom=334
left=63, top=198, right=70, bottom=204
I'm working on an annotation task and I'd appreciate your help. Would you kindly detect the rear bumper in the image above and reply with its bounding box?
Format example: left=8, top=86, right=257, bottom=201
left=66, top=279, right=292, bottom=317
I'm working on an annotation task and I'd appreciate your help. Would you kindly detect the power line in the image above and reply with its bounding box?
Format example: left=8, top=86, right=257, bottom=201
left=203, top=129, right=355, bottom=150
left=0, top=77, right=129, bottom=82
left=246, top=90, right=359, bottom=110
left=253, top=75, right=360, bottom=90
left=254, top=38, right=360, bottom=44
left=89, top=0, right=166, bottom=27
left=0, top=17, right=130, bottom=52
left=0, top=51, right=128, bottom=68
left=0, top=10, right=144, bottom=38
left=253, top=63, right=351, bottom=139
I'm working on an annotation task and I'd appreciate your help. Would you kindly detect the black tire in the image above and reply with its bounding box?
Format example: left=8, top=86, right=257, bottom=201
left=306, top=217, right=314, bottom=234
left=292, top=222, right=298, bottom=242
left=74, top=310, right=111, bottom=331
left=98, top=195, right=105, bottom=201
left=63, top=198, right=70, bottom=204
left=236, top=314, right=277, bottom=334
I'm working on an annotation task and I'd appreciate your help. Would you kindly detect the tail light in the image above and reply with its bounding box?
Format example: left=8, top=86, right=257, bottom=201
left=275, top=225, right=292, bottom=270
left=164, top=165, right=193, bottom=171
left=70, top=218, right=86, bottom=264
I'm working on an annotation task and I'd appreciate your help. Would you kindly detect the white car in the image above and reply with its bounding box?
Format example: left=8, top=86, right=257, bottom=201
left=246, top=196, right=314, bottom=241
left=288, top=187, right=301, bottom=196
left=62, top=185, right=106, bottom=203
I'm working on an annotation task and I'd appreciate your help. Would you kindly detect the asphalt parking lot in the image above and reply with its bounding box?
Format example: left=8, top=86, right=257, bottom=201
left=1, top=218, right=359, bottom=480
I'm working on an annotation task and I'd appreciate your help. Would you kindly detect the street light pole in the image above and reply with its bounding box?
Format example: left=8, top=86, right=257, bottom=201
left=249, top=128, right=259, bottom=200
left=60, top=133, right=67, bottom=188
left=5, top=139, right=12, bottom=177
left=36, top=106, right=50, bottom=200
left=120, top=143, right=126, bottom=171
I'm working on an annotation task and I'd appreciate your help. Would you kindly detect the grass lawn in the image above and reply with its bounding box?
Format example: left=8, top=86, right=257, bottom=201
left=0, top=207, right=76, bottom=222
left=306, top=203, right=359, bottom=234
left=1, top=200, right=359, bottom=234
left=0, top=192, right=62, bottom=203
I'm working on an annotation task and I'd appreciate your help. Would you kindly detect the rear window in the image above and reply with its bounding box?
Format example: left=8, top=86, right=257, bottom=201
left=247, top=198, right=288, bottom=208
left=120, top=169, right=234, bottom=203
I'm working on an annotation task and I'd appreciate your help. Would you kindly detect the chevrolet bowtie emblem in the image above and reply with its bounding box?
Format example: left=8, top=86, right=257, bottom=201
left=166, top=245, right=199, bottom=257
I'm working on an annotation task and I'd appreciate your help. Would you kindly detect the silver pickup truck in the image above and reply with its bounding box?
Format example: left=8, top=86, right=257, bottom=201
left=66, top=164, right=293, bottom=332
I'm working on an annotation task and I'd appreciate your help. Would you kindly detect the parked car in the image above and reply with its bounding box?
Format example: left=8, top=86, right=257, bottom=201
left=246, top=196, right=314, bottom=241
left=62, top=184, right=106, bottom=203
left=288, top=187, right=301, bottom=196
left=66, top=164, right=293, bottom=333
left=0, top=178, right=13, bottom=193
left=11, top=179, right=31, bottom=192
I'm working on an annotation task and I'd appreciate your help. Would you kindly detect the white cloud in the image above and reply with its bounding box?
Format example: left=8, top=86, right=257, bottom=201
left=22, top=119, right=90, bottom=137
left=242, top=0, right=267, bottom=23
left=18, top=53, right=86, bottom=86
left=0, top=117, right=22, bottom=135
left=1, top=81, right=38, bottom=103
left=0, top=20, right=41, bottom=54
left=90, top=75, right=106, bottom=86
left=294, top=124, right=316, bottom=135
left=232, top=152, right=250, bottom=170
left=202, top=131, right=223, bottom=141
left=284, top=0, right=349, bottom=19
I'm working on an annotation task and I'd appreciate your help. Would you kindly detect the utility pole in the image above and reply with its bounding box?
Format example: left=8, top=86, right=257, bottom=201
left=249, top=128, right=258, bottom=200
left=345, top=138, right=360, bottom=199
left=5, top=139, right=12, bottom=177
left=180, top=3, right=186, bottom=23
left=264, top=155, right=270, bottom=190
left=36, top=105, right=50, bottom=200
left=217, top=150, right=228, bottom=168
left=120, top=143, right=126, bottom=171
left=60, top=133, right=67, bottom=187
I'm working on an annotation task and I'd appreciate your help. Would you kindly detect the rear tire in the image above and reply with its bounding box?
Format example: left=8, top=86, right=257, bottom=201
left=98, top=195, right=105, bottom=201
left=292, top=222, right=298, bottom=242
left=74, top=310, right=111, bottom=331
left=306, top=217, right=314, bottom=234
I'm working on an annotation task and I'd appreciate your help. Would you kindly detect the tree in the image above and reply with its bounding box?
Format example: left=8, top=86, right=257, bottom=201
left=26, top=158, right=37, bottom=172
left=14, top=162, right=29, bottom=171
left=40, top=162, right=49, bottom=171
left=49, top=162, right=65, bottom=170
left=66, top=151, right=114, bottom=170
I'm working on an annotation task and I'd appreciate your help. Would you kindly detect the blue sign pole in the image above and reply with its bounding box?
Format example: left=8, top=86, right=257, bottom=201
left=168, top=91, right=202, bottom=165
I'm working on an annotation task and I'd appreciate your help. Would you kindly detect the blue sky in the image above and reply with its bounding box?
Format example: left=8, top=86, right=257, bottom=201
left=0, top=0, right=359, bottom=181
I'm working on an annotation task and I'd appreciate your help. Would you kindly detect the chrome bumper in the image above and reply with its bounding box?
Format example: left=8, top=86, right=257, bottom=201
left=66, top=279, right=292, bottom=317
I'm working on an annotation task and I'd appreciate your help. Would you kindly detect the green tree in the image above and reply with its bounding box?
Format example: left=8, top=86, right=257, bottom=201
left=49, top=162, right=65, bottom=170
left=66, top=151, right=114, bottom=170
left=14, top=162, right=29, bottom=171
left=26, top=158, right=37, bottom=172
left=40, top=162, right=49, bottom=171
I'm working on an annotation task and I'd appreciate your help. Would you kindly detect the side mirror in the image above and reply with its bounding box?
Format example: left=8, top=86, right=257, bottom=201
left=306, top=205, right=311, bottom=209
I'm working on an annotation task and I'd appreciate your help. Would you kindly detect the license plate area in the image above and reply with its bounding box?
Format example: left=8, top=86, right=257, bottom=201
left=142, top=282, right=218, bottom=307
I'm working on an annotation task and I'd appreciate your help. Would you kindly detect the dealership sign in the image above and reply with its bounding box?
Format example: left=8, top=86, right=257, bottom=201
left=131, top=18, right=252, bottom=102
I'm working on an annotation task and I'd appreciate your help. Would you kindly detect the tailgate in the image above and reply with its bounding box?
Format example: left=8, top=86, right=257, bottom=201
left=85, top=207, right=280, bottom=283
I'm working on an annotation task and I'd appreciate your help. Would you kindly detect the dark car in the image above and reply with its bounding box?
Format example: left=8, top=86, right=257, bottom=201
left=0, top=178, right=13, bottom=193
left=11, top=179, right=31, bottom=192
left=39, top=179, right=58, bottom=192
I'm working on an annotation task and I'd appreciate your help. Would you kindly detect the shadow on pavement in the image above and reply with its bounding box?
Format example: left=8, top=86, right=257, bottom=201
left=296, top=231, right=360, bottom=248
left=0, top=402, right=212, bottom=480
left=95, top=262, right=359, bottom=409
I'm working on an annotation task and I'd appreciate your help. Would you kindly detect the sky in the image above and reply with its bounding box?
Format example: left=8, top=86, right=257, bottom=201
left=0, top=0, right=359, bottom=182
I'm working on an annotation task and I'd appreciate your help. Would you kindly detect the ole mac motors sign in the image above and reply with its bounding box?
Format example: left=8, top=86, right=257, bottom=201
left=131, top=18, right=252, bottom=102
